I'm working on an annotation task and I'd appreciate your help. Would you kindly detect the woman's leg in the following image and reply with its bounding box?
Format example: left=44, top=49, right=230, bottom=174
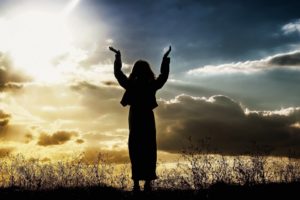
left=144, top=180, right=152, bottom=191
left=133, top=179, right=140, bottom=191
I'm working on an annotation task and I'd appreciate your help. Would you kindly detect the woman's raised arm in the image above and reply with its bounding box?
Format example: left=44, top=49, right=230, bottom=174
left=155, top=46, right=171, bottom=90
left=109, top=47, right=128, bottom=89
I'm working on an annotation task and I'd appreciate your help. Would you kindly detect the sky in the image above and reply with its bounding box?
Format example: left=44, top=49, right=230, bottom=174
left=0, top=0, right=300, bottom=162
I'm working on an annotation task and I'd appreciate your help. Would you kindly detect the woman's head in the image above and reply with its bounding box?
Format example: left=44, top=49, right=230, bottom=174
left=129, top=60, right=155, bottom=81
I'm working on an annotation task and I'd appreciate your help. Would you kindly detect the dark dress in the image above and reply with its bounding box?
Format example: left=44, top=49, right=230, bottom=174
left=114, top=54, right=169, bottom=180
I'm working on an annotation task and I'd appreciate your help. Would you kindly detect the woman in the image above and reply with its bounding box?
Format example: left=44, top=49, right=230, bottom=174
left=109, top=46, right=171, bottom=191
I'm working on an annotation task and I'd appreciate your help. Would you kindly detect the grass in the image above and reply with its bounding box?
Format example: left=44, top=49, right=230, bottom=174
left=0, top=141, right=299, bottom=199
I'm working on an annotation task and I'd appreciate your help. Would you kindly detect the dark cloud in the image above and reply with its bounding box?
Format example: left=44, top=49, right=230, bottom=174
left=102, top=80, right=119, bottom=86
left=37, top=130, right=78, bottom=146
left=0, top=119, right=9, bottom=127
left=0, top=53, right=30, bottom=91
left=70, top=81, right=100, bottom=91
left=0, top=110, right=10, bottom=128
left=269, top=51, right=300, bottom=66
left=188, top=50, right=300, bottom=74
left=0, top=82, right=23, bottom=91
left=0, top=110, right=10, bottom=118
left=76, top=139, right=84, bottom=144
left=156, top=94, right=300, bottom=157
left=0, top=147, right=14, bottom=158
left=69, top=81, right=130, bottom=133
left=70, top=81, right=121, bottom=107
left=69, top=80, right=300, bottom=157
left=24, top=133, right=33, bottom=143
left=0, top=117, right=25, bottom=142
left=0, top=110, right=11, bottom=137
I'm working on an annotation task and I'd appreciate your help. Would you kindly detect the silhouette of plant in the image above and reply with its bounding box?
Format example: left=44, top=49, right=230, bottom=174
left=0, top=142, right=299, bottom=190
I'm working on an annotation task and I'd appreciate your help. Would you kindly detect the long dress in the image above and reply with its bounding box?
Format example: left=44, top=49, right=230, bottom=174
left=129, top=102, right=157, bottom=180
left=114, top=55, right=169, bottom=181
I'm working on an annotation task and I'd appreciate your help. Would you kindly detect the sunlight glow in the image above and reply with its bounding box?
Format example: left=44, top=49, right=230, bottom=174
left=7, top=12, right=70, bottom=81
left=63, top=0, right=81, bottom=16
left=0, top=0, right=82, bottom=82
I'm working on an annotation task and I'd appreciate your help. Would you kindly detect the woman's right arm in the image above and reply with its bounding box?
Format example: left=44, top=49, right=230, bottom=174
left=110, top=47, right=128, bottom=89
left=155, top=46, right=171, bottom=90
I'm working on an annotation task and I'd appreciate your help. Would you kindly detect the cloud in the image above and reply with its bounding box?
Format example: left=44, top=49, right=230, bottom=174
left=70, top=81, right=121, bottom=98
left=102, top=80, right=119, bottom=86
left=0, top=113, right=26, bottom=141
left=0, top=82, right=22, bottom=91
left=0, top=147, right=14, bottom=158
left=0, top=119, right=9, bottom=127
left=0, top=53, right=30, bottom=91
left=37, top=130, right=78, bottom=146
left=0, top=82, right=128, bottom=145
left=0, top=110, right=12, bottom=140
left=23, top=133, right=34, bottom=143
left=188, top=51, right=300, bottom=75
left=70, top=81, right=127, bottom=118
left=156, top=94, right=300, bottom=157
left=0, top=110, right=10, bottom=127
left=2, top=0, right=300, bottom=161
left=282, top=19, right=300, bottom=35
left=269, top=51, right=300, bottom=66
left=76, top=139, right=84, bottom=144
left=183, top=50, right=300, bottom=110
left=2, top=76, right=299, bottom=160
left=78, top=41, right=114, bottom=68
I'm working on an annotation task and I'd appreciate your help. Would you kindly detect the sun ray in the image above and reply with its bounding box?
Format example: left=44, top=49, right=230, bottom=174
left=62, top=0, right=81, bottom=16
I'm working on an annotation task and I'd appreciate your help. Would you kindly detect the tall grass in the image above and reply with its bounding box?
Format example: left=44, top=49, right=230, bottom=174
left=0, top=150, right=299, bottom=190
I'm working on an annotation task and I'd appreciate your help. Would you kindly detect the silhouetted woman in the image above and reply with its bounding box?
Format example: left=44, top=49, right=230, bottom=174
left=110, top=46, right=171, bottom=191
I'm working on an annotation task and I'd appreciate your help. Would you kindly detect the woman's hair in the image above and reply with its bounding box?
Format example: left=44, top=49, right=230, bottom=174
left=129, top=60, right=155, bottom=81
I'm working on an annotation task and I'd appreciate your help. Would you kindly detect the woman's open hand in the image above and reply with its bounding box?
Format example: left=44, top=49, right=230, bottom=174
left=109, top=46, right=121, bottom=56
left=163, top=46, right=171, bottom=59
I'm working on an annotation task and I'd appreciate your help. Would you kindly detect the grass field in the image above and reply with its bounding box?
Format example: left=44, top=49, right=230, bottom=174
left=0, top=150, right=299, bottom=199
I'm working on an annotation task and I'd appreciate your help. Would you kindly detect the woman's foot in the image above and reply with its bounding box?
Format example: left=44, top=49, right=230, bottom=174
left=144, top=181, right=152, bottom=192
left=133, top=180, right=140, bottom=192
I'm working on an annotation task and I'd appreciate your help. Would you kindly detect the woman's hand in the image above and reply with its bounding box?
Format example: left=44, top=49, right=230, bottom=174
left=163, top=46, right=171, bottom=59
left=162, top=46, right=171, bottom=66
left=109, top=46, right=121, bottom=56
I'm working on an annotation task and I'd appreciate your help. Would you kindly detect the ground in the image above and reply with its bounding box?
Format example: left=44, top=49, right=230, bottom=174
left=0, top=182, right=299, bottom=200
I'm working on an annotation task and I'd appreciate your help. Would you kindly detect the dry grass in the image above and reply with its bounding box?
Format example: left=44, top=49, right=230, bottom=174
left=0, top=149, right=299, bottom=191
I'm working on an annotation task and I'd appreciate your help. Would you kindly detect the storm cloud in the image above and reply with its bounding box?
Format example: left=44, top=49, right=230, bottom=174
left=156, top=94, right=300, bottom=157
left=269, top=51, right=300, bottom=66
